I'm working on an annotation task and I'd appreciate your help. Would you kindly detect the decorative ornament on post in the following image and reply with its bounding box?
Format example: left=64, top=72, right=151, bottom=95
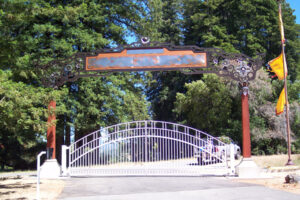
left=242, top=84, right=249, bottom=96
left=141, top=37, right=150, bottom=45
left=186, top=51, right=264, bottom=159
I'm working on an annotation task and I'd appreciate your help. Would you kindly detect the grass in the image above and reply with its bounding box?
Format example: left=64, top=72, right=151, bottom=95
left=252, top=154, right=300, bottom=168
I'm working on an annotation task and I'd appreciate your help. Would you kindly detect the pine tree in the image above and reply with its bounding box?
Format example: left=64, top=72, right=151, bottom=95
left=0, top=0, right=149, bottom=168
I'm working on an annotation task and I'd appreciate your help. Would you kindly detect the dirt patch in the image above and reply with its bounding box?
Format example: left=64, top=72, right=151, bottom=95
left=0, top=176, right=65, bottom=200
left=234, top=170, right=300, bottom=195
left=240, top=154, right=300, bottom=194
left=236, top=177, right=300, bottom=194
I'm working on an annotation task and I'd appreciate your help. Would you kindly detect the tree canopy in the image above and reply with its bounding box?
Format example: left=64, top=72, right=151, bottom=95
left=144, top=0, right=300, bottom=154
left=0, top=0, right=299, bottom=169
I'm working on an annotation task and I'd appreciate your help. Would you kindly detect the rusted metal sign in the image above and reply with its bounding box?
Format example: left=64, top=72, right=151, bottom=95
left=85, top=48, right=207, bottom=71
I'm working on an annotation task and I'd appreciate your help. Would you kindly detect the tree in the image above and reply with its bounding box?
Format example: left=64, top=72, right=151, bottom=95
left=0, top=0, right=299, bottom=169
left=183, top=0, right=238, bottom=52
left=70, top=74, right=149, bottom=140
left=0, top=0, right=143, bottom=76
left=0, top=70, right=67, bottom=169
left=183, top=0, right=299, bottom=79
left=173, top=74, right=241, bottom=141
left=142, top=0, right=203, bottom=122
left=0, top=0, right=150, bottom=169
left=156, top=0, right=299, bottom=152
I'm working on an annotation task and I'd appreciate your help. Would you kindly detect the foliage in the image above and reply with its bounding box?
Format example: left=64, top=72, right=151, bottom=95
left=69, top=74, right=149, bottom=139
left=173, top=74, right=239, bottom=138
left=0, top=0, right=299, bottom=169
left=252, top=138, right=287, bottom=155
left=146, top=0, right=300, bottom=153
left=0, top=0, right=149, bottom=169
left=183, top=0, right=299, bottom=72
left=0, top=0, right=143, bottom=80
left=135, top=0, right=182, bottom=43
left=144, top=0, right=202, bottom=122
left=0, top=70, right=67, bottom=169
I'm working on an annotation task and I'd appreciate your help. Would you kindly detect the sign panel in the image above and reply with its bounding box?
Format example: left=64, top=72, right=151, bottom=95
left=86, top=48, right=207, bottom=71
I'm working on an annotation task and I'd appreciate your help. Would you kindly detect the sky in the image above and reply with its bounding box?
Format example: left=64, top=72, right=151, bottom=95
left=286, top=0, right=300, bottom=24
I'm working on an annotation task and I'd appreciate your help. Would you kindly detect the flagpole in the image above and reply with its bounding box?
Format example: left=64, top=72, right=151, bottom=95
left=278, top=0, right=293, bottom=165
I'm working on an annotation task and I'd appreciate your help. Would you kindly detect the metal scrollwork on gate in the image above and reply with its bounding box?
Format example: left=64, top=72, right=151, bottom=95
left=36, top=53, right=112, bottom=88
left=184, top=48, right=264, bottom=84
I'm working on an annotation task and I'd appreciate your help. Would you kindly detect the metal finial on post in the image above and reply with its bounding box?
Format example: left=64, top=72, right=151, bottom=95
left=141, top=37, right=150, bottom=44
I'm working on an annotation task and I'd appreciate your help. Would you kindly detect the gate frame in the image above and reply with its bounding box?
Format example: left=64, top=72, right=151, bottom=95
left=61, top=120, right=236, bottom=176
left=36, top=38, right=264, bottom=175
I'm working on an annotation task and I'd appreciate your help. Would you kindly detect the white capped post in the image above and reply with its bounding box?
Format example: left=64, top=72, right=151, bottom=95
left=37, top=151, right=46, bottom=200
left=61, top=145, right=69, bottom=176
left=230, top=143, right=235, bottom=175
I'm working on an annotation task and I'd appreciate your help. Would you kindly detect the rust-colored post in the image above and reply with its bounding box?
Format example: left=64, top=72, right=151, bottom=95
left=47, top=100, right=56, bottom=159
left=241, top=85, right=251, bottom=158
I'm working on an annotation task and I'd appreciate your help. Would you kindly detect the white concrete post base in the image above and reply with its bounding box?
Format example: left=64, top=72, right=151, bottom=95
left=236, top=157, right=260, bottom=178
left=40, top=159, right=61, bottom=178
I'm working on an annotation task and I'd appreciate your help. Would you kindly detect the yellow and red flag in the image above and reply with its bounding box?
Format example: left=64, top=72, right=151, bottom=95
left=268, top=52, right=287, bottom=80
left=276, top=88, right=286, bottom=115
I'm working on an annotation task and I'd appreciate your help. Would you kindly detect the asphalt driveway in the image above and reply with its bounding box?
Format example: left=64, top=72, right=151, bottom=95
left=59, top=176, right=300, bottom=200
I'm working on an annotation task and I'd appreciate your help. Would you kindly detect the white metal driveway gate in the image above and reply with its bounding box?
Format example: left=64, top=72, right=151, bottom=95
left=62, top=121, right=234, bottom=176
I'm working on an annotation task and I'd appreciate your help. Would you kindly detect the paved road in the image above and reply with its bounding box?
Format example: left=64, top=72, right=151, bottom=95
left=59, top=176, right=300, bottom=200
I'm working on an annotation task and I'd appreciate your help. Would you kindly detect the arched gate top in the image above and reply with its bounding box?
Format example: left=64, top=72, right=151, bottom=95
left=71, top=120, right=225, bottom=149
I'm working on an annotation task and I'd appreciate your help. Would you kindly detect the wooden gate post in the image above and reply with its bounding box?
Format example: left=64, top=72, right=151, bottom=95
left=40, top=100, right=60, bottom=178
left=236, top=84, right=260, bottom=178
left=241, top=85, right=251, bottom=158
left=47, top=100, right=56, bottom=159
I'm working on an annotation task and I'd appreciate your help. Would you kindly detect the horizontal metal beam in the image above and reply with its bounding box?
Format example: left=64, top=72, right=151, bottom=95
left=35, top=40, right=264, bottom=88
